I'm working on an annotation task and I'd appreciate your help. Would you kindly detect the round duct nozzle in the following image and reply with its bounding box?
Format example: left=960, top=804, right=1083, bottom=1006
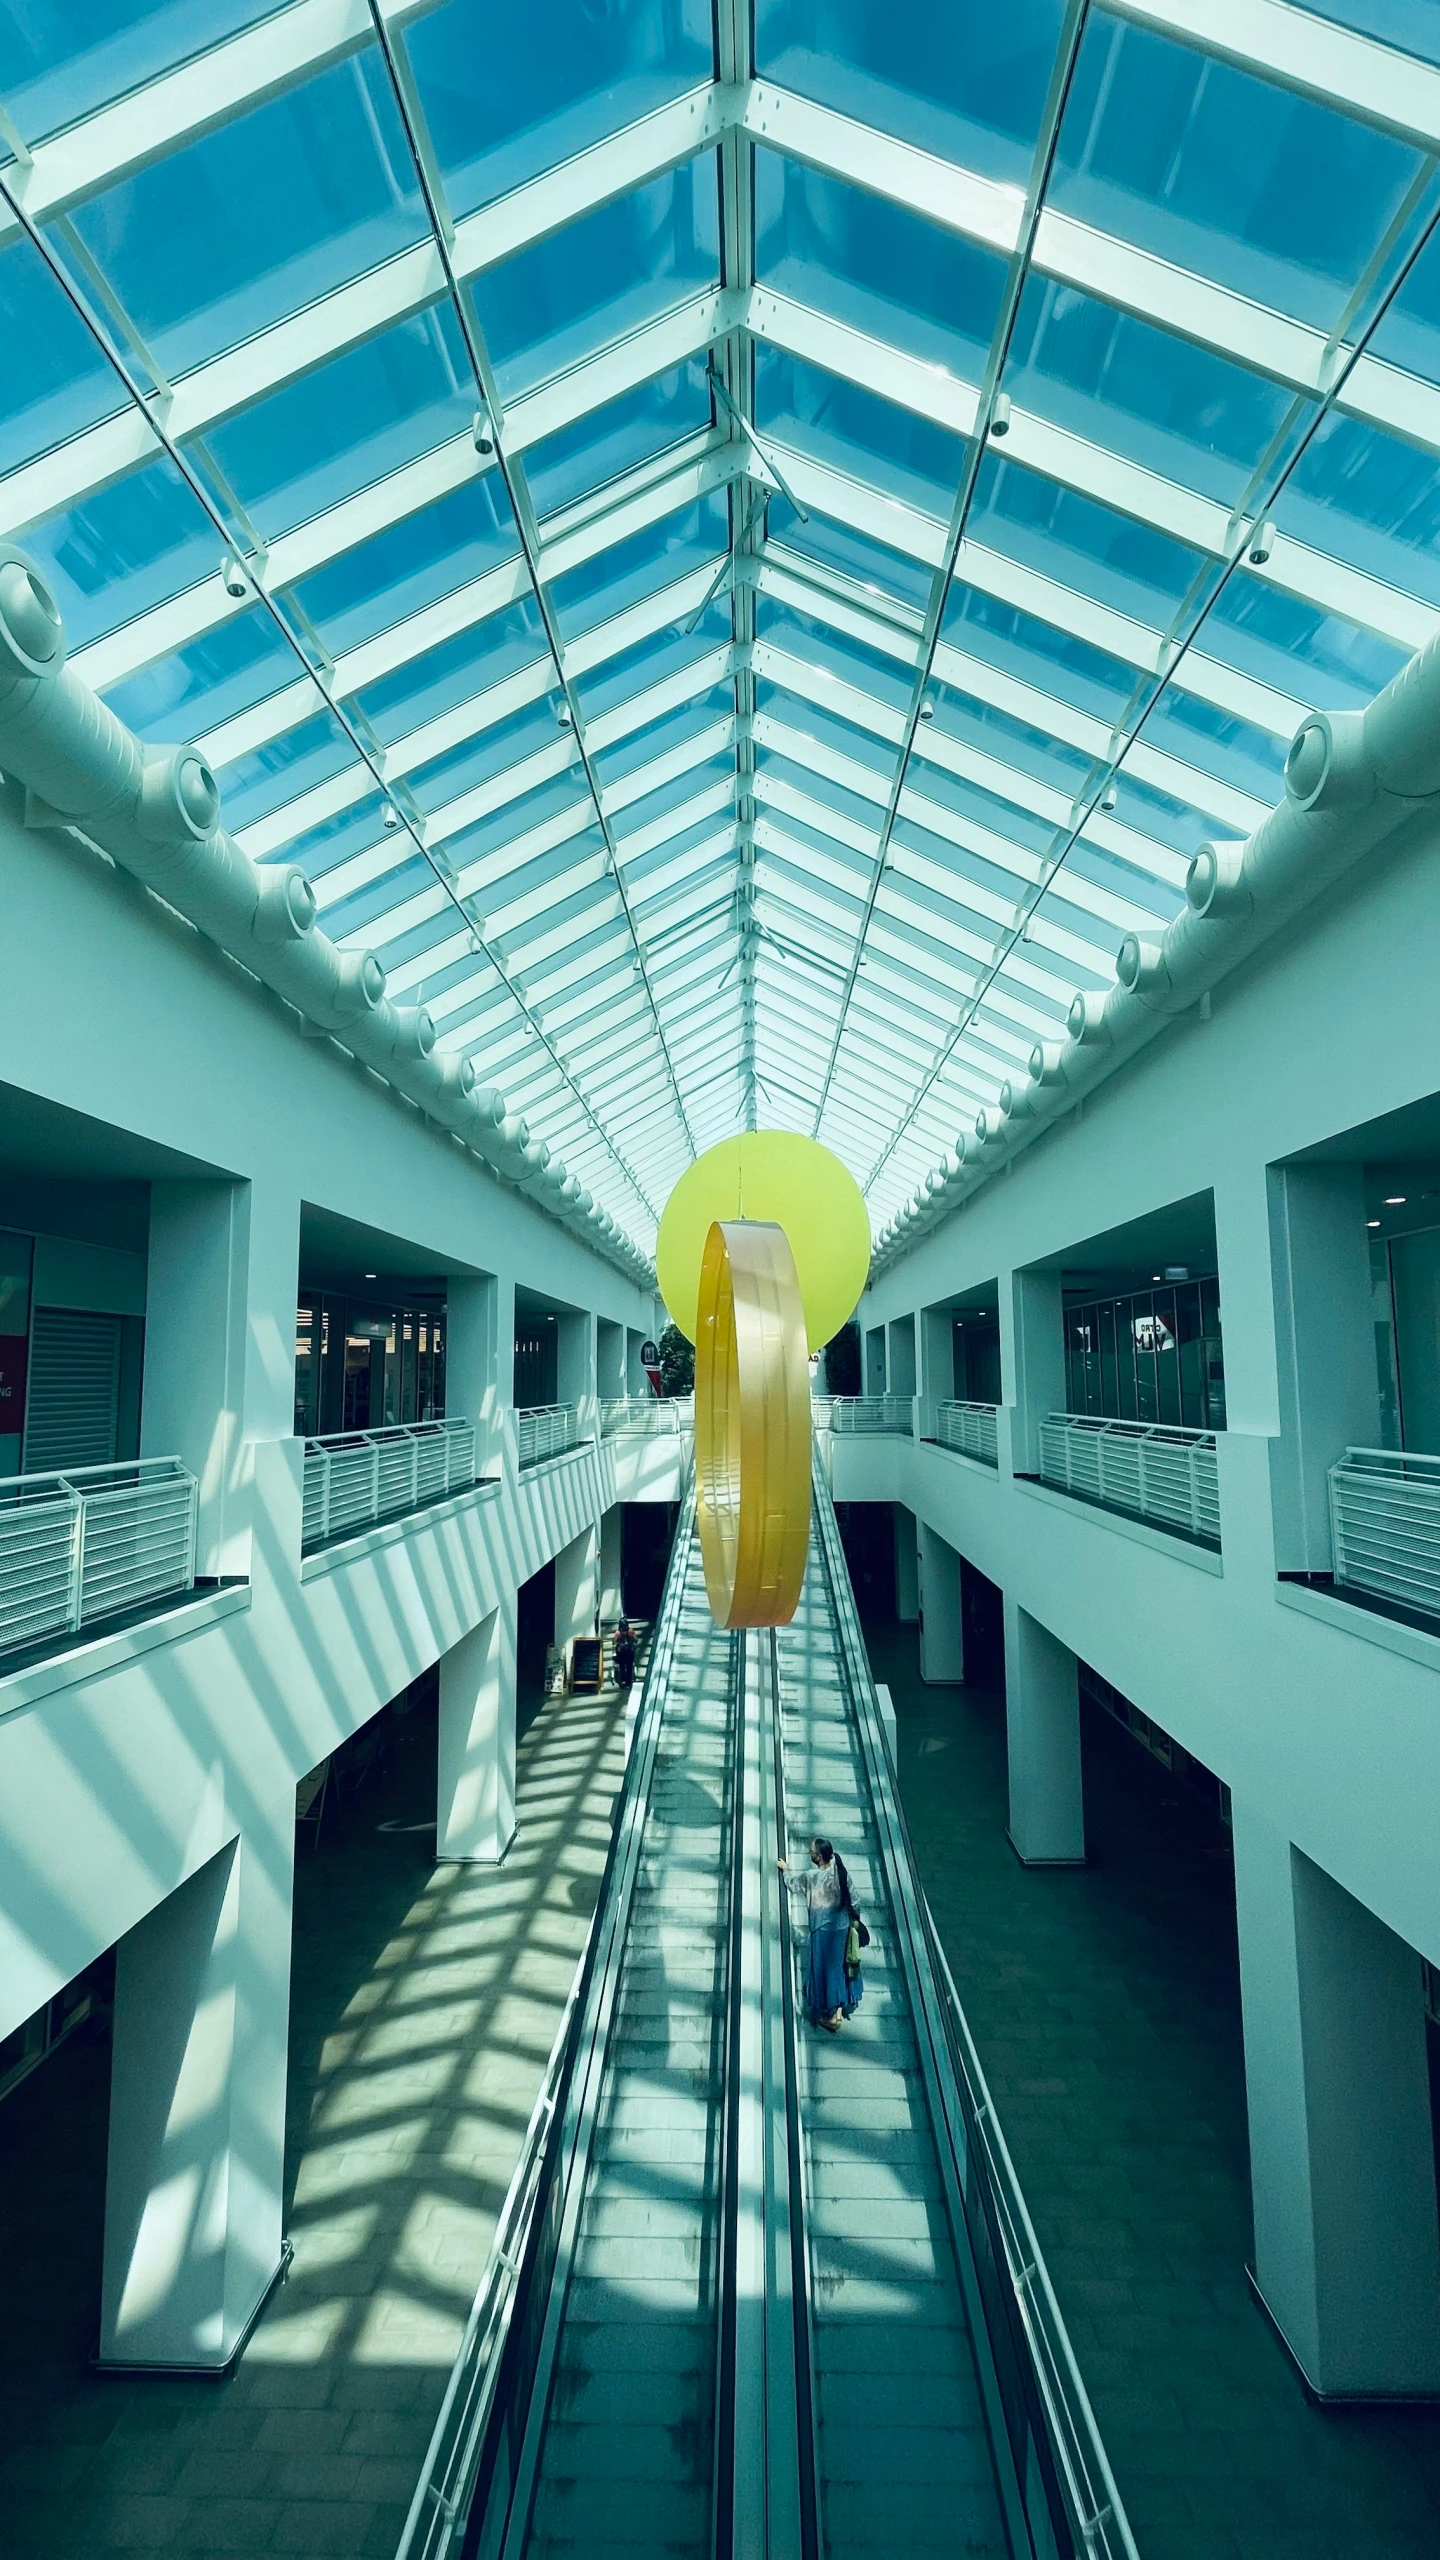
left=1285, top=717, right=1329, bottom=806
left=254, top=866, right=317, bottom=945
left=139, top=746, right=221, bottom=844
left=332, top=950, right=386, bottom=1020
left=0, top=555, right=64, bottom=676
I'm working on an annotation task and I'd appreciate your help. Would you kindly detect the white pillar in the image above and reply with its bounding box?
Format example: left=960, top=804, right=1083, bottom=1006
left=437, top=1600, right=517, bottom=1863
left=596, top=1320, right=624, bottom=1400
left=1233, top=1809, right=1440, bottom=2395
left=1264, top=1164, right=1382, bottom=1572
left=99, top=1833, right=290, bottom=2370
left=894, top=1505, right=919, bottom=1624
left=917, top=1522, right=963, bottom=1681
left=887, top=1315, right=917, bottom=1398
left=1004, top=1266, right=1067, bottom=1476
left=555, top=1521, right=599, bottom=1652
left=142, top=1177, right=299, bottom=1576
left=1004, top=1600, right=1084, bottom=1866
left=447, top=1272, right=500, bottom=1478
left=920, top=1308, right=954, bottom=1432
left=599, top=1503, right=623, bottom=1622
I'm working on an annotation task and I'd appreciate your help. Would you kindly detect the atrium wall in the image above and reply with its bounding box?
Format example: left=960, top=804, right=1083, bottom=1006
left=0, top=789, right=679, bottom=2369
left=853, top=799, right=1440, bottom=2400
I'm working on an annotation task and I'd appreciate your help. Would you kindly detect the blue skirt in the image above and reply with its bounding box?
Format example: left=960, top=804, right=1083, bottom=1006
left=806, top=1910, right=862, bottom=2019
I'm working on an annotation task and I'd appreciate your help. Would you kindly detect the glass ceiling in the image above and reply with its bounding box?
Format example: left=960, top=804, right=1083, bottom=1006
left=5, top=0, right=1440, bottom=1255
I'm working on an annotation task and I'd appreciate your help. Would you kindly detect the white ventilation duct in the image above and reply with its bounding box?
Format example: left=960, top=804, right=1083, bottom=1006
left=0, top=548, right=652, bottom=1284
left=872, top=625, right=1440, bottom=1277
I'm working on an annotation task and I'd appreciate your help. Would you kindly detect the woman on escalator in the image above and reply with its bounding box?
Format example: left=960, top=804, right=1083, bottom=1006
left=780, top=1837, right=865, bottom=2032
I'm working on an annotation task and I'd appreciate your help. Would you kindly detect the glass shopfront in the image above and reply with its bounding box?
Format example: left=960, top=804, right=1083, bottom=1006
left=1064, top=1275, right=1225, bottom=1432
left=294, top=1292, right=447, bottom=1438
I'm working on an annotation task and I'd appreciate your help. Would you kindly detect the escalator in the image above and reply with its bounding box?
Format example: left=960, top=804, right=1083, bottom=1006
left=400, top=1471, right=1137, bottom=2560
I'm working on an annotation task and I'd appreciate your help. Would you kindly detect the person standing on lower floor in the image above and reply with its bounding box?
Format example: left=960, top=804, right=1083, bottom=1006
left=781, top=1835, right=864, bottom=2030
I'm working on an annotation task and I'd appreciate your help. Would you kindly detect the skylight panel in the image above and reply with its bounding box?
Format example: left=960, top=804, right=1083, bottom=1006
left=403, top=0, right=711, bottom=218
left=547, top=486, right=728, bottom=639
left=754, top=150, right=1005, bottom=384
left=351, top=598, right=549, bottom=745
left=525, top=358, right=715, bottom=523
left=469, top=156, right=721, bottom=406
left=58, top=52, right=427, bottom=381
left=752, top=344, right=967, bottom=520
left=288, top=475, right=522, bottom=661
left=763, top=492, right=933, bottom=613
left=195, top=306, right=475, bottom=544
left=1051, top=16, right=1426, bottom=335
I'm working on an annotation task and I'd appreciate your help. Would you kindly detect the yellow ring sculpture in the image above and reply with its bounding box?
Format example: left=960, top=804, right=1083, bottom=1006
left=695, top=1217, right=812, bottom=1628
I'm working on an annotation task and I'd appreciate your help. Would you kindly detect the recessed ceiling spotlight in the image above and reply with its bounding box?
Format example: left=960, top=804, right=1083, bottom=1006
left=1385, top=1194, right=1407, bottom=1205
left=1367, top=1219, right=1380, bottom=1229
left=364, top=1270, right=377, bottom=1278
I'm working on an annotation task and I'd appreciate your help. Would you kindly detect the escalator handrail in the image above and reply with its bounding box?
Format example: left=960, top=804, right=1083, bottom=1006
left=767, top=1626, right=823, bottom=2560
left=395, top=1481, right=699, bottom=2560
left=809, top=1465, right=1140, bottom=2560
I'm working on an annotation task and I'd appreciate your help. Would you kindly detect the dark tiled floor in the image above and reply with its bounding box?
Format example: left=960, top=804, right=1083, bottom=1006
left=0, top=1680, right=628, bottom=2560
left=872, top=1616, right=1440, bottom=2560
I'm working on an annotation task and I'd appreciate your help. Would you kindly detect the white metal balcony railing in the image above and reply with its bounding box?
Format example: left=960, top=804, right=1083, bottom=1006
left=599, top=1396, right=694, bottom=1437
left=812, top=1394, right=915, bottom=1434
left=928, top=1400, right=1000, bottom=1467
left=1039, top=1414, right=1221, bottom=1547
left=302, top=1418, right=477, bottom=1550
left=0, top=1457, right=198, bottom=1661
left=1331, top=1447, right=1440, bottom=1620
left=515, top=1403, right=584, bottom=1469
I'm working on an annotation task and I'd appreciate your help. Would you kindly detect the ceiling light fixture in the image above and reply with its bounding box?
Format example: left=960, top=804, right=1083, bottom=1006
left=1385, top=1195, right=1407, bottom=1205
left=989, top=392, right=1012, bottom=439
left=382, top=802, right=400, bottom=830
left=220, top=553, right=250, bottom=598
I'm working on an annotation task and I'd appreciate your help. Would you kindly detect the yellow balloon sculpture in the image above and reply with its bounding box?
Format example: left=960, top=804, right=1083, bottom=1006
left=658, top=1133, right=870, bottom=1628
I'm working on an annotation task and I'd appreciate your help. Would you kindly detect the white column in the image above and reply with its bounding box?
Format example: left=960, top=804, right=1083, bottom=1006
left=100, top=1831, right=290, bottom=2370
left=894, top=1505, right=919, bottom=1624
left=917, top=1522, right=963, bottom=1681
left=142, top=1177, right=299, bottom=1576
left=1233, top=1808, right=1440, bottom=2395
left=555, top=1521, right=599, bottom=1654
left=1264, top=1164, right=1382, bottom=1572
left=920, top=1308, right=954, bottom=1432
left=1004, top=1600, right=1084, bottom=1866
left=599, top=1502, right=623, bottom=1622
left=1004, top=1265, right=1067, bottom=1476
left=437, top=1600, right=517, bottom=1864
left=446, top=1272, right=499, bottom=1477
left=887, top=1315, right=917, bottom=1398
left=596, top=1320, right=624, bottom=1400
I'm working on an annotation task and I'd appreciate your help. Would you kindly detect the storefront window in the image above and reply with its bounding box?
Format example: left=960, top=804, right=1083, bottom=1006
left=1065, top=1276, right=1224, bottom=1431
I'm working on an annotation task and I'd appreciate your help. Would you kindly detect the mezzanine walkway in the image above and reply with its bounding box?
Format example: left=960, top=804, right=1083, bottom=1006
left=874, top=1618, right=1440, bottom=2560
left=0, top=1673, right=629, bottom=2560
